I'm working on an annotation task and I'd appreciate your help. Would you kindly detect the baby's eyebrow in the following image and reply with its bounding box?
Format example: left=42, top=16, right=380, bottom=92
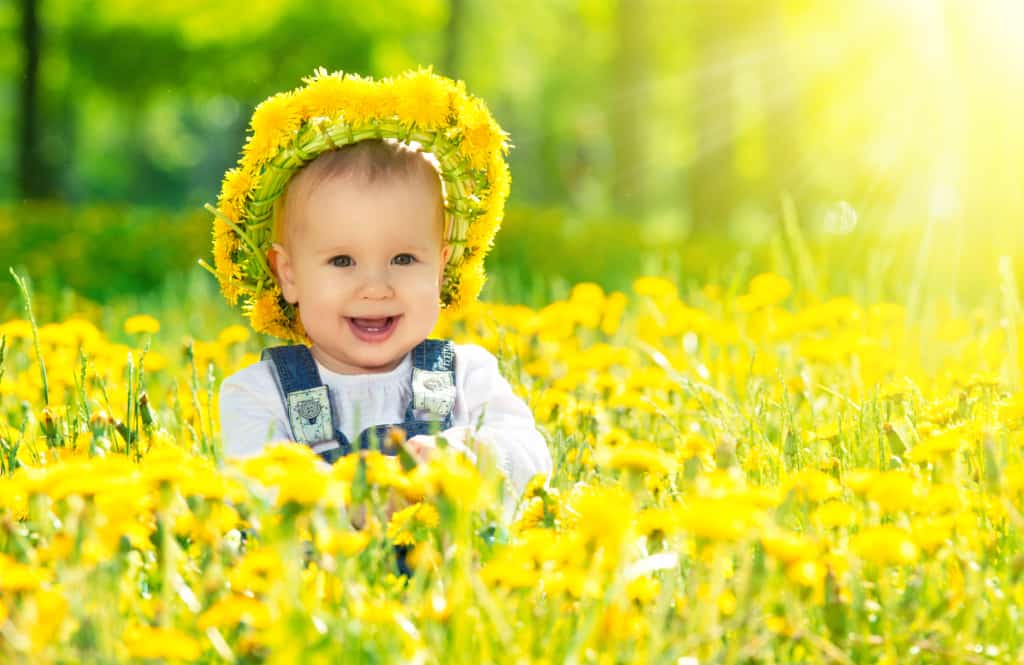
left=317, top=246, right=353, bottom=255
left=318, top=244, right=432, bottom=255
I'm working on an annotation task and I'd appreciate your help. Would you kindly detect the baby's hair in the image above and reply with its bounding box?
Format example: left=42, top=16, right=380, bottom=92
left=274, top=138, right=448, bottom=245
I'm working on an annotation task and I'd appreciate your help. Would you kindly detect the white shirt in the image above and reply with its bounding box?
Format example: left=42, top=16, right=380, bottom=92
left=218, top=343, right=552, bottom=515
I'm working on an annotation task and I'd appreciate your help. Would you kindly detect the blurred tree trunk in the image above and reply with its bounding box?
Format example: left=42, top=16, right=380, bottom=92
left=18, top=0, right=52, bottom=199
left=442, top=0, right=463, bottom=78
left=610, top=0, right=648, bottom=217
left=688, top=1, right=737, bottom=235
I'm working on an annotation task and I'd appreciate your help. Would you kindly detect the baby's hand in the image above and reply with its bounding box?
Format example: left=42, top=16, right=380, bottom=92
left=405, top=435, right=439, bottom=463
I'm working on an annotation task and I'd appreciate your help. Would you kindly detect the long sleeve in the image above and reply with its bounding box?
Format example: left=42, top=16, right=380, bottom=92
left=218, top=362, right=293, bottom=458
left=444, top=344, right=553, bottom=513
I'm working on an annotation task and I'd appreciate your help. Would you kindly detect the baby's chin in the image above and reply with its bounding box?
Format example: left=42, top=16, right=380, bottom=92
left=313, top=348, right=408, bottom=375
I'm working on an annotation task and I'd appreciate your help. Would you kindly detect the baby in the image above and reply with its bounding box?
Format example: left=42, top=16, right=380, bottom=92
left=218, top=137, right=552, bottom=515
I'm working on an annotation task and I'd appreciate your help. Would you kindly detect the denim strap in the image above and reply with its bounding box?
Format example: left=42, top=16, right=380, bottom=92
left=411, top=338, right=456, bottom=373
left=405, top=338, right=456, bottom=425
left=261, top=345, right=322, bottom=395
left=261, top=345, right=341, bottom=450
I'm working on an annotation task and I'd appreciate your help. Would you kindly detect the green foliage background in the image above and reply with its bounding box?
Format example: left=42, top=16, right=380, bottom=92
left=2, top=0, right=1024, bottom=315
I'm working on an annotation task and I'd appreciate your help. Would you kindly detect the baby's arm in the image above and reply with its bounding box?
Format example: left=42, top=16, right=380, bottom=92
left=428, top=344, right=553, bottom=508
left=218, top=361, right=293, bottom=458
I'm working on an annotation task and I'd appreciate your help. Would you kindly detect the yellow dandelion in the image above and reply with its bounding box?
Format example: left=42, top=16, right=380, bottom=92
left=394, top=68, right=451, bottom=128
left=228, top=547, right=284, bottom=594
left=143, top=446, right=191, bottom=486
left=212, top=218, right=239, bottom=258
left=240, top=131, right=277, bottom=170
left=466, top=203, right=502, bottom=252
left=247, top=288, right=298, bottom=341
left=907, top=428, right=966, bottom=463
left=596, top=441, right=678, bottom=476
left=352, top=598, right=406, bottom=625
left=316, top=529, right=371, bottom=557
left=786, top=468, right=842, bottom=503
left=843, top=468, right=878, bottom=494
left=214, top=260, right=243, bottom=305
left=488, top=143, right=512, bottom=201
left=239, top=133, right=275, bottom=173
left=391, top=531, right=416, bottom=547
left=626, top=576, right=661, bottom=604
left=911, top=516, right=954, bottom=554
left=198, top=594, right=272, bottom=630
left=468, top=156, right=509, bottom=246
left=433, top=452, right=486, bottom=508
left=865, top=471, right=921, bottom=514
left=415, top=502, right=440, bottom=528
left=386, top=503, right=424, bottom=544
left=250, top=91, right=302, bottom=152
left=122, top=624, right=202, bottom=661
left=295, top=68, right=350, bottom=119
left=786, top=559, right=826, bottom=588
left=748, top=272, right=792, bottom=307
left=219, top=167, right=258, bottom=216
left=811, top=501, right=858, bottom=528
left=123, top=314, right=160, bottom=335
left=458, top=96, right=504, bottom=170
left=363, top=451, right=407, bottom=489
left=0, top=554, right=53, bottom=591
left=632, top=276, right=678, bottom=300
left=514, top=496, right=547, bottom=532
left=851, top=525, right=918, bottom=566
left=760, top=529, right=820, bottom=564
left=361, top=77, right=401, bottom=122
left=0, top=319, right=33, bottom=340
left=335, top=74, right=378, bottom=125
left=275, top=470, right=334, bottom=507
left=636, top=507, right=679, bottom=538
left=218, top=324, right=251, bottom=346
left=239, top=442, right=316, bottom=478
left=481, top=554, right=539, bottom=590
left=448, top=256, right=486, bottom=310
left=677, top=497, right=760, bottom=542
left=569, top=486, right=634, bottom=551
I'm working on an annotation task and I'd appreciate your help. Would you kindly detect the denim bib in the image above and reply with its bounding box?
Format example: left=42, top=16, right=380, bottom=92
left=260, top=338, right=457, bottom=464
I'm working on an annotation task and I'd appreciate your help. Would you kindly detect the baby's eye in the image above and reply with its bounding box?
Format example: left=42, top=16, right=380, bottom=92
left=393, top=253, right=417, bottom=266
left=329, top=255, right=353, bottom=267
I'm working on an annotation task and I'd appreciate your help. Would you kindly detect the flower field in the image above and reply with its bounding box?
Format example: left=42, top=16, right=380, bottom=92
left=2, top=272, right=1024, bottom=664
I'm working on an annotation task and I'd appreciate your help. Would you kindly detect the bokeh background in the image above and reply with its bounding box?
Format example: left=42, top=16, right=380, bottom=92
left=3, top=0, right=1023, bottom=336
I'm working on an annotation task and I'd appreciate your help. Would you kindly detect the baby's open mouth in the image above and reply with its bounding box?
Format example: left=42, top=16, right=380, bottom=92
left=350, top=313, right=401, bottom=340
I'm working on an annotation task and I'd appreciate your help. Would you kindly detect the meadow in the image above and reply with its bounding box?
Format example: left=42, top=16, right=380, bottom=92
left=7, top=0, right=1024, bottom=661
left=2, top=247, right=1023, bottom=664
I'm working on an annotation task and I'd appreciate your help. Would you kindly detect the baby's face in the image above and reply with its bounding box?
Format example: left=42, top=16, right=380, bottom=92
left=273, top=173, right=451, bottom=374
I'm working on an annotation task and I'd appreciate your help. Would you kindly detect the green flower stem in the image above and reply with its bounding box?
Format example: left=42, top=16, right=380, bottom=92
left=204, top=203, right=272, bottom=279
left=9, top=268, right=49, bottom=406
left=196, top=258, right=217, bottom=278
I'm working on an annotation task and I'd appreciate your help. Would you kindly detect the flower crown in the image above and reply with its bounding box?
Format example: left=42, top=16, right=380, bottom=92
left=205, top=67, right=511, bottom=342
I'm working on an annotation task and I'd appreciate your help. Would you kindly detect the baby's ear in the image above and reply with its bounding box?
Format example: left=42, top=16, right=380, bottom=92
left=438, top=244, right=453, bottom=281
left=269, top=243, right=298, bottom=304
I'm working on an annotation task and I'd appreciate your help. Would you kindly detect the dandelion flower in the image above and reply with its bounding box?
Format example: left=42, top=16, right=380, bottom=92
left=123, top=315, right=160, bottom=335
left=394, top=68, right=451, bottom=128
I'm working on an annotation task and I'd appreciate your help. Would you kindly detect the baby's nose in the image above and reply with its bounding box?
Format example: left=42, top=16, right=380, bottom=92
left=358, top=271, right=395, bottom=298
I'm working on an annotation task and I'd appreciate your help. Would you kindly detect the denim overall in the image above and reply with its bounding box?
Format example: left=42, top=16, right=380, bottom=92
left=261, top=338, right=457, bottom=576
